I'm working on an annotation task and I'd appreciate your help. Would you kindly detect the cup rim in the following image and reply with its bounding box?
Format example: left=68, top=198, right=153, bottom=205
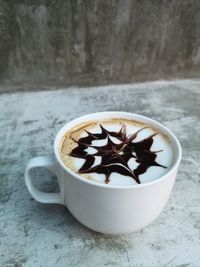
left=54, top=111, right=182, bottom=189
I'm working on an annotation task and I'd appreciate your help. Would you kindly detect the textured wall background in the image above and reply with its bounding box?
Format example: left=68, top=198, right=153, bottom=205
left=0, top=0, right=200, bottom=91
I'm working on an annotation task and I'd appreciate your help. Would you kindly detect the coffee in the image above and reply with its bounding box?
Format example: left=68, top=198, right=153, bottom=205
left=60, top=118, right=174, bottom=186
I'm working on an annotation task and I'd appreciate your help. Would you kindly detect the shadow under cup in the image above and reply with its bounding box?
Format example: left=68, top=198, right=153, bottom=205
left=25, top=112, right=182, bottom=234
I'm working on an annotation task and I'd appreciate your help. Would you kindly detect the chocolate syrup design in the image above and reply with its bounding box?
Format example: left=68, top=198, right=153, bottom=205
left=70, top=124, right=166, bottom=184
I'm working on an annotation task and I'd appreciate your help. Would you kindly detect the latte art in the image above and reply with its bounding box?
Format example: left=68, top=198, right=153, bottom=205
left=70, top=125, right=166, bottom=184
left=60, top=119, right=174, bottom=185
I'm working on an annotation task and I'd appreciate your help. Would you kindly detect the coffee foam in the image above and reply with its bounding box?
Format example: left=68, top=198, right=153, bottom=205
left=60, top=118, right=174, bottom=186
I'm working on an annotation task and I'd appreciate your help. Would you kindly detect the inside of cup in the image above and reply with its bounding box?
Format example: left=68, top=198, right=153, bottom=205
left=54, top=112, right=182, bottom=187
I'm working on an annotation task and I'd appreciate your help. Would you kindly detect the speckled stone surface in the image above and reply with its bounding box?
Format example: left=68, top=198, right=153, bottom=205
left=0, top=80, right=200, bottom=267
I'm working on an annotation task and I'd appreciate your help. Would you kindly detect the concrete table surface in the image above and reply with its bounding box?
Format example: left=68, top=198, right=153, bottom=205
left=0, top=80, right=200, bottom=267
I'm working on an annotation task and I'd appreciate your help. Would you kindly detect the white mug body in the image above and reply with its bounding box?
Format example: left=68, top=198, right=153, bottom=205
left=25, top=112, right=182, bottom=234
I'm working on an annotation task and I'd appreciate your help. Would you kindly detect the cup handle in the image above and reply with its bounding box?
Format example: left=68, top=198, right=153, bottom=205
left=25, top=155, right=64, bottom=205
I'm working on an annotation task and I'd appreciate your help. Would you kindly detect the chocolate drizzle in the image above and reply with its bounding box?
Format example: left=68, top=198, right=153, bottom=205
left=69, top=124, right=166, bottom=184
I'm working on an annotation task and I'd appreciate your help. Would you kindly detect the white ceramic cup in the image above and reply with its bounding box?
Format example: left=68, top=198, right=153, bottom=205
left=25, top=112, right=182, bottom=234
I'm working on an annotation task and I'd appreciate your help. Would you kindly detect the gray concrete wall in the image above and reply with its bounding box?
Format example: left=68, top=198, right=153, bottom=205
left=0, top=0, right=200, bottom=91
